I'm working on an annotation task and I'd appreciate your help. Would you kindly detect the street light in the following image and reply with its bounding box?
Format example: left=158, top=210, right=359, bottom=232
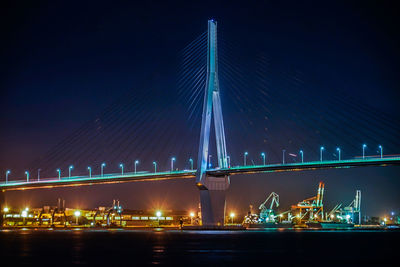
left=119, top=163, right=124, bottom=175
left=156, top=210, right=162, bottom=226
left=230, top=212, right=235, bottom=224
left=74, top=210, right=81, bottom=225
left=244, top=152, right=248, bottom=166
left=37, top=169, right=41, bottom=181
left=56, top=169, right=61, bottom=180
left=208, top=155, right=212, bottom=168
left=153, top=161, right=157, bottom=173
left=22, top=208, right=28, bottom=224
left=299, top=150, right=304, bottom=163
left=378, top=145, right=383, bottom=159
left=336, top=147, right=341, bottom=161
left=134, top=160, right=139, bottom=174
left=261, top=152, right=266, bottom=165
left=190, top=212, right=195, bottom=224
left=87, top=166, right=92, bottom=178
left=3, top=207, right=9, bottom=213
left=171, top=157, right=176, bottom=172
left=101, top=163, right=106, bottom=177
left=189, top=158, right=193, bottom=170
left=5, top=170, right=10, bottom=184
left=320, top=147, right=325, bottom=162
left=21, top=210, right=28, bottom=218
left=69, top=165, right=74, bottom=178
left=362, top=144, right=367, bottom=159
left=227, top=156, right=231, bottom=168
left=25, top=171, right=29, bottom=182
left=282, top=149, right=286, bottom=164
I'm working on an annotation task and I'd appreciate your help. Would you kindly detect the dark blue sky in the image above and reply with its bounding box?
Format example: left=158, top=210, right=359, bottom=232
left=1, top=1, right=399, bottom=216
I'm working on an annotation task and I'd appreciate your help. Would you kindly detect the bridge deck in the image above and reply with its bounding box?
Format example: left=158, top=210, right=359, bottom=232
left=1, top=157, right=399, bottom=191
left=209, top=157, right=400, bottom=176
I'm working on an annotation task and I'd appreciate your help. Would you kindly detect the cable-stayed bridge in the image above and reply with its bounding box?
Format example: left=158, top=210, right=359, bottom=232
left=1, top=20, right=400, bottom=226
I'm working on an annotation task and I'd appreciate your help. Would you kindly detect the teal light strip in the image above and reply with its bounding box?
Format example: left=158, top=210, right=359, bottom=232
left=1, top=157, right=399, bottom=189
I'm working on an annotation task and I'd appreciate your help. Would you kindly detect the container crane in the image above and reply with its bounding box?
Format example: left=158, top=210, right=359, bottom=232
left=337, top=190, right=361, bottom=224
left=291, top=181, right=325, bottom=224
left=106, top=199, right=123, bottom=226
left=326, top=203, right=342, bottom=221
left=259, top=192, right=279, bottom=223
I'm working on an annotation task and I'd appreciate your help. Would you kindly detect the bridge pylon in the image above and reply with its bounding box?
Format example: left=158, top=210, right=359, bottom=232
left=196, top=20, right=229, bottom=226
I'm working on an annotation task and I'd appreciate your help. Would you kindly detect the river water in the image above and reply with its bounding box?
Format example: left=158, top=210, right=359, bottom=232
left=0, top=228, right=398, bottom=266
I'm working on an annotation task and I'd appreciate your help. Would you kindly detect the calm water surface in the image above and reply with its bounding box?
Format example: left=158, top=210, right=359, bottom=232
left=0, top=228, right=398, bottom=266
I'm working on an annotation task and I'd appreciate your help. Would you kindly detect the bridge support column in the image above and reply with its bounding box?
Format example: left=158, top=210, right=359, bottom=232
left=199, top=176, right=229, bottom=226
left=0, top=191, right=5, bottom=227
left=196, top=20, right=230, bottom=227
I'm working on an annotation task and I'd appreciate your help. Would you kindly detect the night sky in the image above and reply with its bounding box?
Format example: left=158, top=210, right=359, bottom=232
left=1, top=1, right=399, bottom=217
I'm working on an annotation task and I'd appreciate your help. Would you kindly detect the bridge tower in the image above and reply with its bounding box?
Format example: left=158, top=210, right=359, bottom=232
left=196, top=20, right=229, bottom=226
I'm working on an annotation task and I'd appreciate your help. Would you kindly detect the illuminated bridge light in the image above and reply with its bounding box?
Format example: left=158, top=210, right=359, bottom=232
left=244, top=152, right=248, bottom=166
left=320, top=147, right=325, bottom=162
left=363, top=144, right=367, bottom=159
left=336, top=147, right=341, bottom=161
left=153, top=162, right=157, bottom=173
left=134, top=160, right=139, bottom=174
left=119, top=163, right=124, bottom=175
left=261, top=152, right=266, bottom=165
left=69, top=166, right=74, bottom=178
left=171, top=157, right=176, bottom=172
left=6, top=170, right=10, bottom=183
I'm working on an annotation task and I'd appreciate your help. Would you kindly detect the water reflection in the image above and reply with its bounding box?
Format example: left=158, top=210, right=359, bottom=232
left=0, top=229, right=397, bottom=266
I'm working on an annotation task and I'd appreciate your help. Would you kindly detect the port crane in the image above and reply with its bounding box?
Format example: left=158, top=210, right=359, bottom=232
left=347, top=190, right=361, bottom=224
left=291, top=181, right=325, bottom=224
left=106, top=200, right=123, bottom=226
left=37, top=198, right=67, bottom=226
left=333, top=190, right=361, bottom=224
left=326, top=203, right=342, bottom=220
left=259, top=192, right=279, bottom=223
